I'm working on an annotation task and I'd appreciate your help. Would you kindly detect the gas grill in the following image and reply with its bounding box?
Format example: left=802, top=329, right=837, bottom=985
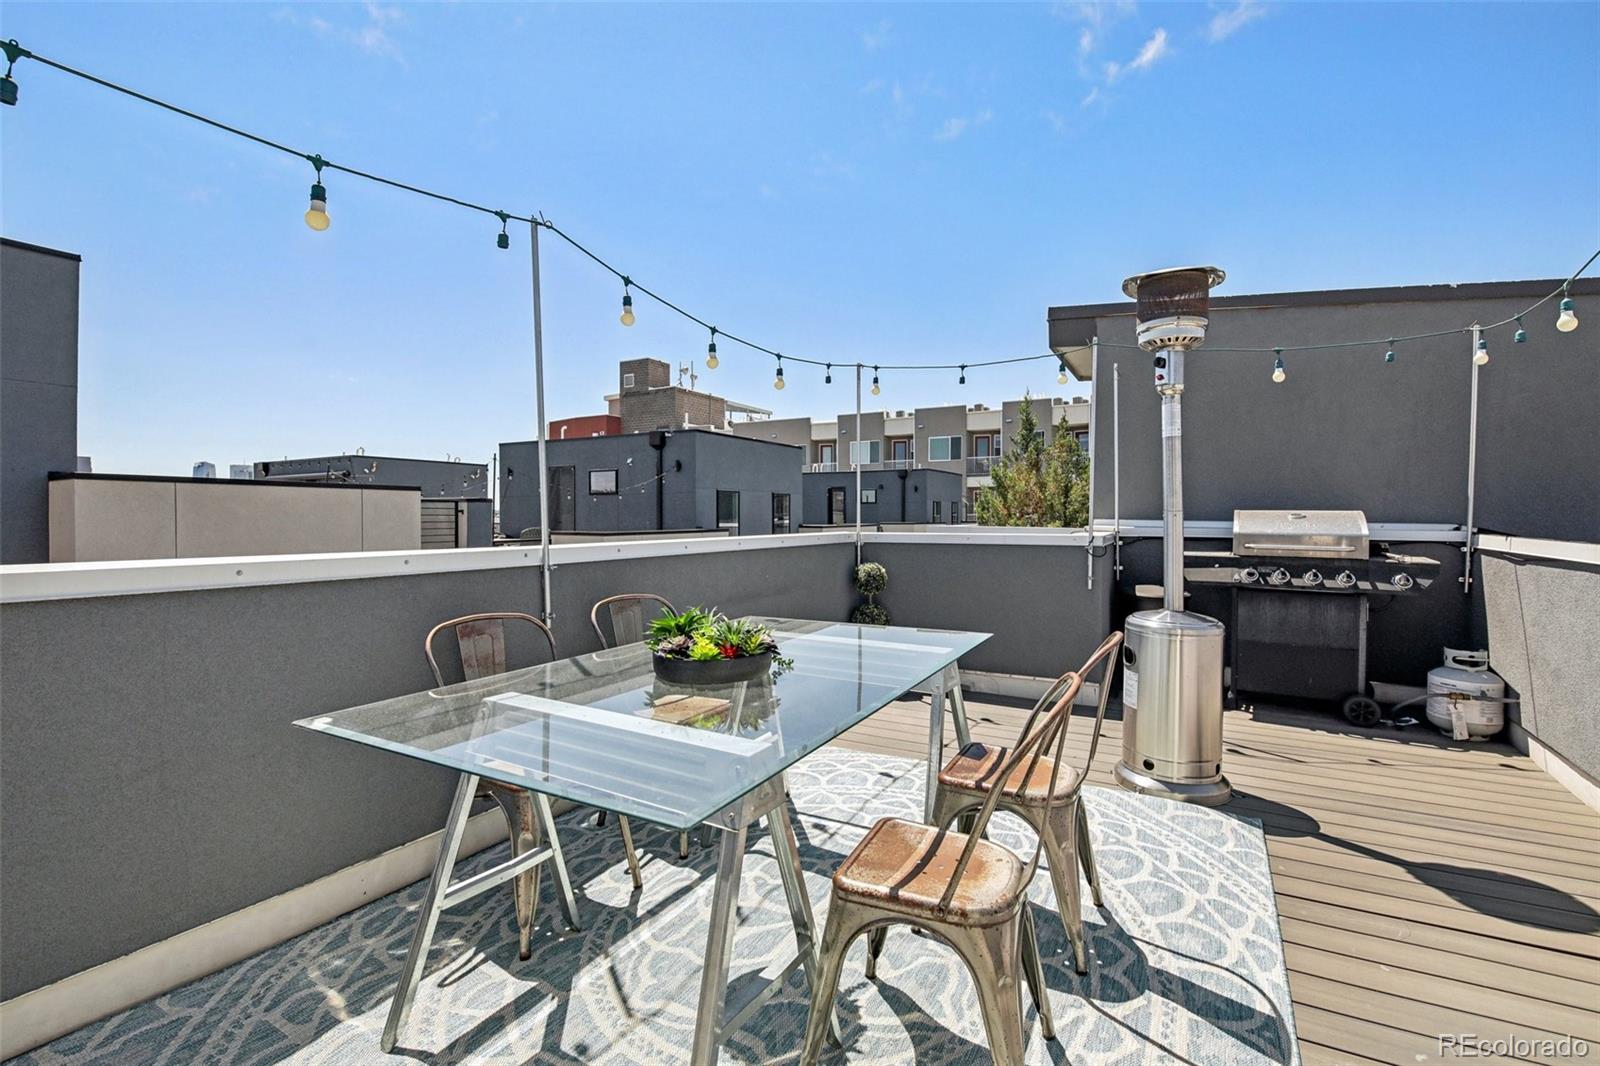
left=1183, top=509, right=1440, bottom=724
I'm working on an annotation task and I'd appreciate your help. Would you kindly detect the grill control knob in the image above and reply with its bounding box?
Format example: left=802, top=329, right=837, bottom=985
left=1238, top=567, right=1260, bottom=584
left=1333, top=570, right=1357, bottom=588
left=1268, top=568, right=1291, bottom=586
left=1392, top=572, right=1414, bottom=591
left=1303, top=569, right=1323, bottom=586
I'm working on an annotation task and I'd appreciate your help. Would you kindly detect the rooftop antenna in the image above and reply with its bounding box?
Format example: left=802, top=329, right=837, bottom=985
left=678, top=362, right=698, bottom=390
left=1114, top=265, right=1231, bottom=806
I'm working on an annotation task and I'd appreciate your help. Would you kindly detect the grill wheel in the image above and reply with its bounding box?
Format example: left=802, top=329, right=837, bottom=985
left=1341, top=693, right=1384, bottom=727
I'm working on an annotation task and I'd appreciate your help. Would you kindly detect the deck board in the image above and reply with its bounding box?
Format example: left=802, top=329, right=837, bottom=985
left=827, top=694, right=1600, bottom=1065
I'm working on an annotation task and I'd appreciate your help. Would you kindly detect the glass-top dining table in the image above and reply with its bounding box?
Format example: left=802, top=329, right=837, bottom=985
left=296, top=617, right=988, bottom=1064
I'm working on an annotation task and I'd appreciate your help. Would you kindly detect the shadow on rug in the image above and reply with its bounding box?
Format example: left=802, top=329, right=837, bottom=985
left=11, top=749, right=1298, bottom=1065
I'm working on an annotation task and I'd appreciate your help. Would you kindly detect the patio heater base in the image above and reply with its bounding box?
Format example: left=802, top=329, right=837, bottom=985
left=1113, top=763, right=1232, bottom=806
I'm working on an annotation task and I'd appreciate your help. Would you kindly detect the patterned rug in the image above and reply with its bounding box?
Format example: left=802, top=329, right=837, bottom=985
left=12, top=749, right=1298, bottom=1065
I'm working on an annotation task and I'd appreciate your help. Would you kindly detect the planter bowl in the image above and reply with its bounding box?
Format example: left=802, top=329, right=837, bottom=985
left=652, top=651, right=772, bottom=686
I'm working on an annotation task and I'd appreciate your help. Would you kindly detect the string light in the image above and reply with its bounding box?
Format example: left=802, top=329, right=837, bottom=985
left=1271, top=350, right=1286, bottom=384
left=1513, top=316, right=1527, bottom=343
left=773, top=355, right=785, bottom=390
left=0, top=40, right=24, bottom=107
left=1384, top=340, right=1396, bottom=364
left=303, top=154, right=329, bottom=232
left=1474, top=337, right=1489, bottom=366
left=619, top=279, right=635, bottom=327
left=824, top=363, right=832, bottom=385
left=705, top=328, right=719, bottom=370
left=959, top=365, right=967, bottom=386
left=871, top=367, right=880, bottom=396
left=495, top=210, right=510, bottom=250
left=4, top=39, right=1594, bottom=381
left=1057, top=356, right=1069, bottom=385
left=1558, top=286, right=1580, bottom=332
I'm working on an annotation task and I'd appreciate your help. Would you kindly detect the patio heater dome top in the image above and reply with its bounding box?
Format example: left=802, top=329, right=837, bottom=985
left=1121, top=265, right=1226, bottom=352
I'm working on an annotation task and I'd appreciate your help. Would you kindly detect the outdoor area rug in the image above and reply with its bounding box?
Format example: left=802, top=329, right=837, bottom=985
left=12, top=748, right=1298, bottom=1065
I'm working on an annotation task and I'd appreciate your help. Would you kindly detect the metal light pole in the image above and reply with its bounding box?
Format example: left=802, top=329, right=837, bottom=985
left=1085, top=337, right=1099, bottom=590
left=1462, top=324, right=1482, bottom=594
left=530, top=219, right=554, bottom=625
left=854, top=363, right=863, bottom=567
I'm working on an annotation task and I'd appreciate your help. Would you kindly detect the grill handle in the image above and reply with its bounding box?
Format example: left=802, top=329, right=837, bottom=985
left=1240, top=542, right=1360, bottom=553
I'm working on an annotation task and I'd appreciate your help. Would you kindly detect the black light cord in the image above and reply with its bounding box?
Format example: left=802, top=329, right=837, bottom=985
left=4, top=40, right=1594, bottom=374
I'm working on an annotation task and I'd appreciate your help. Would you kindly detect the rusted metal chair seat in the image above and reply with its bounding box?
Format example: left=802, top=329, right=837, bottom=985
left=931, top=631, right=1123, bottom=976
left=939, top=745, right=1082, bottom=805
left=833, top=818, right=1025, bottom=924
left=799, top=669, right=1093, bottom=1066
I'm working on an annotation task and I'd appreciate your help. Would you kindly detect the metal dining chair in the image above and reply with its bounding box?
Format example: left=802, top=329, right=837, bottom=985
left=589, top=593, right=693, bottom=859
left=798, top=669, right=1089, bottom=1065
left=424, top=611, right=643, bottom=962
left=924, top=630, right=1124, bottom=975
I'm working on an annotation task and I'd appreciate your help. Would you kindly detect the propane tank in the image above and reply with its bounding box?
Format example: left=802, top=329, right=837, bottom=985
left=1426, top=649, right=1505, bottom=741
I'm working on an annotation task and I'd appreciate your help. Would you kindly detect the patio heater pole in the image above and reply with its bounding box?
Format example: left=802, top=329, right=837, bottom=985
left=530, top=219, right=554, bottom=625
left=1114, top=266, right=1229, bottom=806
left=854, top=363, right=863, bottom=567
left=1462, top=324, right=1482, bottom=594
left=1085, top=337, right=1099, bottom=590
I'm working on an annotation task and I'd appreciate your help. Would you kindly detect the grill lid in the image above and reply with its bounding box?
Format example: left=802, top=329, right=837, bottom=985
left=1232, top=509, right=1370, bottom=559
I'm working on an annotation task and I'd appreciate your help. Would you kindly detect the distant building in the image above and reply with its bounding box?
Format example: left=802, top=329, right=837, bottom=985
left=228, top=464, right=254, bottom=480
left=605, top=358, right=771, bottom=435
left=730, top=396, right=1091, bottom=516
left=802, top=467, right=966, bottom=526
left=192, top=462, right=217, bottom=479
left=253, top=454, right=489, bottom=499
left=550, top=413, right=621, bottom=439
left=498, top=429, right=802, bottom=537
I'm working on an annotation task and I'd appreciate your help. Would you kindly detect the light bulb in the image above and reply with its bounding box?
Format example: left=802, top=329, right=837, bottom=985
left=773, top=368, right=785, bottom=390
left=824, top=365, right=832, bottom=385
left=619, top=292, right=635, bottom=327
left=871, top=369, right=880, bottom=396
left=304, top=183, right=330, bottom=231
left=1473, top=339, right=1489, bottom=366
left=1271, top=357, right=1286, bottom=384
left=1514, top=324, right=1527, bottom=343
left=497, top=231, right=509, bottom=250
left=1557, top=297, right=1579, bottom=333
left=1058, top=371, right=1069, bottom=385
left=958, top=366, right=966, bottom=386
left=706, top=340, right=718, bottom=369
left=1384, top=348, right=1395, bottom=364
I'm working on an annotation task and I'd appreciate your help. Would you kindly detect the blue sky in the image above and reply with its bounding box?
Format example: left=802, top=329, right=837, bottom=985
left=2, top=2, right=1596, bottom=476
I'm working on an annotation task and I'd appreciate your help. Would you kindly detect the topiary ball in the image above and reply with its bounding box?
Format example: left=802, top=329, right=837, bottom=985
left=854, top=562, right=888, bottom=597
left=851, top=603, right=890, bottom=626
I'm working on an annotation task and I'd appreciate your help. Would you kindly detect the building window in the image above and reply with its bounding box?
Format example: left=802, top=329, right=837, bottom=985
left=828, top=487, right=847, bottom=525
left=861, top=488, right=877, bottom=504
left=849, top=440, right=882, bottom=466
left=950, top=501, right=959, bottom=524
left=890, top=438, right=912, bottom=465
left=772, top=493, right=791, bottom=534
left=972, top=434, right=993, bottom=458
left=622, top=372, right=635, bottom=388
left=927, top=436, right=964, bottom=462
left=818, top=442, right=836, bottom=466
left=1075, top=430, right=1089, bottom=447
left=717, top=490, right=740, bottom=534
left=589, top=469, right=618, bottom=495
left=932, top=500, right=943, bottom=523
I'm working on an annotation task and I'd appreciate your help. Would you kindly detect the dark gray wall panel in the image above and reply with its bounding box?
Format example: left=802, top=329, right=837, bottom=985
left=1473, top=552, right=1600, bottom=781
left=0, top=542, right=853, bottom=999
left=1, top=241, right=80, bottom=564
left=860, top=541, right=1114, bottom=677
left=1089, top=294, right=1598, bottom=541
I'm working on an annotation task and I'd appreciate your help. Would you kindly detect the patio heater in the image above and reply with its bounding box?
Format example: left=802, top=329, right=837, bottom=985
left=1113, top=266, right=1231, bottom=806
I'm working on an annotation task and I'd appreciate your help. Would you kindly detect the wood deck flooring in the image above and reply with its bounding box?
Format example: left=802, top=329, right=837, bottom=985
left=828, top=694, right=1600, bottom=1065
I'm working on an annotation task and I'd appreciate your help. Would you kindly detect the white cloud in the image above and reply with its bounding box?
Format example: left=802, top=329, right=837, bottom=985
left=1080, top=86, right=1102, bottom=108
left=933, top=109, right=992, bottom=142
left=277, top=3, right=408, bottom=63
left=862, top=18, right=892, bottom=51
left=1207, top=0, right=1267, bottom=42
left=1105, top=28, right=1169, bottom=81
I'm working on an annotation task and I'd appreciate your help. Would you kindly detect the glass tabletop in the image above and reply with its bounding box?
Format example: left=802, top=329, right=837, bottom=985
left=295, top=618, right=989, bottom=831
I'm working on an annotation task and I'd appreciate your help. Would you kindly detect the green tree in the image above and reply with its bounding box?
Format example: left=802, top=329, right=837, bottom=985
left=973, top=396, right=1090, bottom=527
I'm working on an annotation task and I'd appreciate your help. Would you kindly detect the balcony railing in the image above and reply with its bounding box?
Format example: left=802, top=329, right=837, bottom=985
left=967, top=456, right=995, bottom=475
left=807, top=461, right=838, bottom=473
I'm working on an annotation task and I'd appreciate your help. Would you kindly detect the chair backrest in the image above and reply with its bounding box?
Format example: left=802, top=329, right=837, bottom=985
left=936, top=629, right=1125, bottom=915
left=590, top=593, right=676, bottom=649
left=424, top=612, right=557, bottom=686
